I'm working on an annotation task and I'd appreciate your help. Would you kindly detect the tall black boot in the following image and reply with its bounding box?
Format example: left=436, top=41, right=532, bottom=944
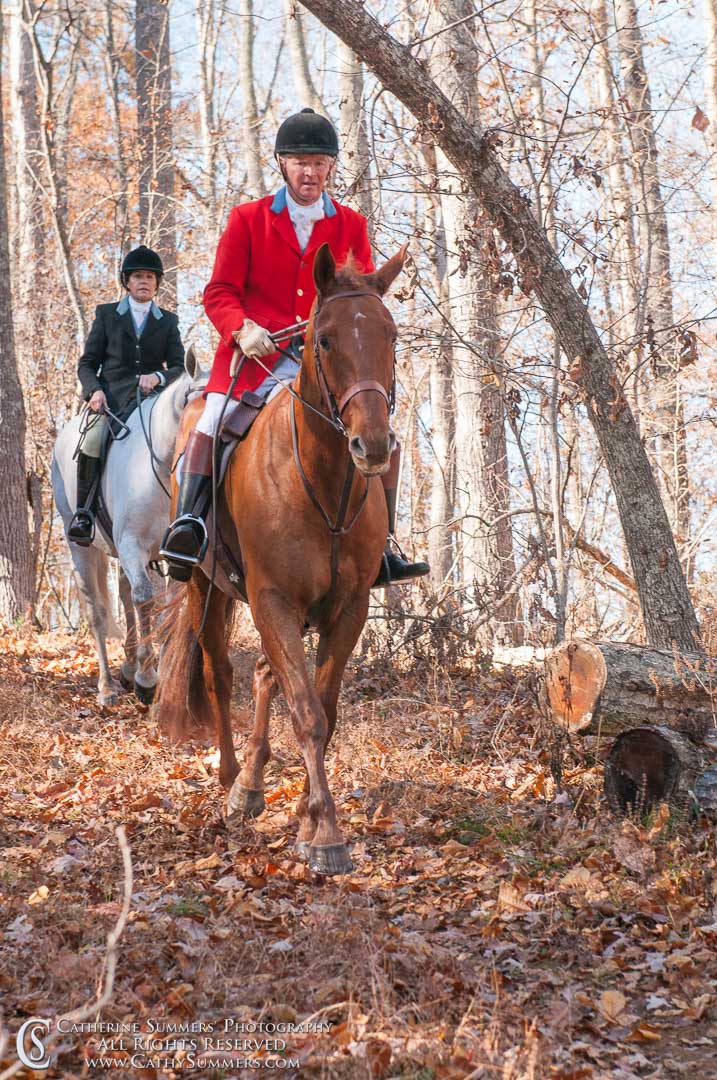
left=373, top=484, right=431, bottom=586
left=160, top=430, right=214, bottom=582
left=67, top=452, right=102, bottom=547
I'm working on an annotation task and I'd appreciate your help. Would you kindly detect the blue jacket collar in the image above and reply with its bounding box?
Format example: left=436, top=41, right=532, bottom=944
left=116, top=295, right=163, bottom=319
left=270, top=185, right=336, bottom=218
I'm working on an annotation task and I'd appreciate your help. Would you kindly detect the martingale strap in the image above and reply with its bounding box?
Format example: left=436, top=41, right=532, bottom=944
left=291, top=395, right=369, bottom=537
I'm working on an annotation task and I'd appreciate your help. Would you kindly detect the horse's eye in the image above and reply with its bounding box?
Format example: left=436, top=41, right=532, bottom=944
left=318, top=335, right=331, bottom=351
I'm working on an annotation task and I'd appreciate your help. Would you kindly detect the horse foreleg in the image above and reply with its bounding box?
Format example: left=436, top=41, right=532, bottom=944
left=117, top=568, right=137, bottom=690
left=190, top=574, right=238, bottom=792
left=227, top=655, right=277, bottom=821
left=251, top=588, right=352, bottom=875
left=71, top=545, right=120, bottom=706
left=293, top=596, right=369, bottom=863
left=118, top=546, right=158, bottom=703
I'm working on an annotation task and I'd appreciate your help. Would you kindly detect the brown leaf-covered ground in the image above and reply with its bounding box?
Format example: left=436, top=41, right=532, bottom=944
left=2, top=622, right=717, bottom=1079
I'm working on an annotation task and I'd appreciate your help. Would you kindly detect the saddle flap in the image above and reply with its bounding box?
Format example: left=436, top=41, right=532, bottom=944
left=219, top=391, right=265, bottom=441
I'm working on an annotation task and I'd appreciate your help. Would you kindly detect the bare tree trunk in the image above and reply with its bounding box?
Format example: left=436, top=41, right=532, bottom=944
left=237, top=0, right=266, bottom=201
left=336, top=41, right=373, bottom=228
left=298, top=0, right=701, bottom=653
left=706, top=0, right=717, bottom=274
left=592, top=0, right=642, bottom=401
left=421, top=139, right=455, bottom=586
left=102, top=0, right=130, bottom=263
left=23, top=0, right=87, bottom=344
left=285, top=0, right=324, bottom=113
left=0, top=4, right=34, bottom=622
left=9, top=7, right=46, bottom=367
left=426, top=0, right=519, bottom=645
left=614, top=0, right=689, bottom=546
left=136, top=0, right=177, bottom=304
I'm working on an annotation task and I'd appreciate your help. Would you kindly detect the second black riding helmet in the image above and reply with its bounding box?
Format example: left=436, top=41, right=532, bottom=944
left=274, top=107, right=339, bottom=157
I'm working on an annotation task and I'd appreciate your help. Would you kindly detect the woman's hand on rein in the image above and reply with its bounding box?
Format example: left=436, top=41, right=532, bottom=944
left=88, top=390, right=107, bottom=412
left=138, top=373, right=161, bottom=393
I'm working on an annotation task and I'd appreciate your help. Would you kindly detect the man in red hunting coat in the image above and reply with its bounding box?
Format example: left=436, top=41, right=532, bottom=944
left=161, top=108, right=429, bottom=586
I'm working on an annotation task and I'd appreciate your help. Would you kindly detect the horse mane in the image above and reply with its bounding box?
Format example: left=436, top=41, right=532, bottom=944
left=334, top=256, right=371, bottom=291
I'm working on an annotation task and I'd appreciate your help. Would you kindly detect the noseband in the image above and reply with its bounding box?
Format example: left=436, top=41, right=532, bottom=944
left=312, top=289, right=396, bottom=436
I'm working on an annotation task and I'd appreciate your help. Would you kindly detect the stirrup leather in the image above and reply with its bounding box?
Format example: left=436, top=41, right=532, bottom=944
left=159, top=514, right=209, bottom=567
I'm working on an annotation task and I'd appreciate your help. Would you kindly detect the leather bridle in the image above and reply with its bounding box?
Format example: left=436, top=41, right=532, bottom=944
left=312, top=288, right=397, bottom=436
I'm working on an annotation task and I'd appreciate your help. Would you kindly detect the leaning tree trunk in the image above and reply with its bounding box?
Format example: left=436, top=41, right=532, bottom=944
left=136, top=0, right=177, bottom=304
left=298, top=0, right=702, bottom=654
left=0, top=4, right=34, bottom=623
left=425, top=0, right=520, bottom=645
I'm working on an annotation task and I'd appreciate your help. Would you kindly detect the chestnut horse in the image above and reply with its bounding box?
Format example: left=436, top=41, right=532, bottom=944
left=154, top=244, right=407, bottom=874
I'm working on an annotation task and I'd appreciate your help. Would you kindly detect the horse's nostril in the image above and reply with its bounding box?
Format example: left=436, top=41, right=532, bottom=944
left=388, top=431, right=398, bottom=455
left=349, top=436, right=366, bottom=458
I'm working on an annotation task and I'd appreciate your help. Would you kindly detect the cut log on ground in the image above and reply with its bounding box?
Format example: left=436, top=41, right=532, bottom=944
left=604, top=725, right=705, bottom=814
left=541, top=639, right=717, bottom=739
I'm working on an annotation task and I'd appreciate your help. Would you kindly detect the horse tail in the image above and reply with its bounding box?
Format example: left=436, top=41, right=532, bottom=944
left=153, top=583, right=235, bottom=743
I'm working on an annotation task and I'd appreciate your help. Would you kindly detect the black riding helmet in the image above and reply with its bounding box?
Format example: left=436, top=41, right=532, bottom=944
left=274, top=107, right=339, bottom=157
left=120, top=245, right=164, bottom=287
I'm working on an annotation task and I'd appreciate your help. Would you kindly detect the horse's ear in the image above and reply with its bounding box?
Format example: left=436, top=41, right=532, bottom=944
left=371, top=244, right=409, bottom=296
left=185, top=345, right=197, bottom=378
left=313, top=243, right=336, bottom=296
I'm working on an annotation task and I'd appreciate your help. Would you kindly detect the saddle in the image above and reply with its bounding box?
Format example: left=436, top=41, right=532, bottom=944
left=215, top=390, right=265, bottom=486
left=201, top=389, right=267, bottom=601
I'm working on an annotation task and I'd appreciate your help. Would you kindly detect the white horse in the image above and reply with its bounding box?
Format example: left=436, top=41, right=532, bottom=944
left=52, top=348, right=204, bottom=705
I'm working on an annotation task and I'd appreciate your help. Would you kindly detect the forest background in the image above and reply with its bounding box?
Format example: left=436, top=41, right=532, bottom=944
left=1, top=0, right=716, bottom=657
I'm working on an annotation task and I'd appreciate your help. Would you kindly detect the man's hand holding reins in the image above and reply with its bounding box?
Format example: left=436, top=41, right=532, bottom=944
left=138, top=372, right=161, bottom=393
left=88, top=389, right=107, bottom=412
left=234, top=319, right=275, bottom=358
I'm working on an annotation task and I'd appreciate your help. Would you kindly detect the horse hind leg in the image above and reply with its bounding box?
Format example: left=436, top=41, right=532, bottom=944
left=227, top=654, right=277, bottom=821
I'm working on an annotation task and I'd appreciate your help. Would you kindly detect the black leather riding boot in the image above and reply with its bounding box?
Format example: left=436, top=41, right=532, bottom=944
left=372, top=444, right=430, bottom=587
left=67, top=452, right=102, bottom=546
left=160, top=430, right=214, bottom=581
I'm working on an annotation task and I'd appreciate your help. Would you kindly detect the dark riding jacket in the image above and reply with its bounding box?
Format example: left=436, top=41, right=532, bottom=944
left=77, top=298, right=185, bottom=417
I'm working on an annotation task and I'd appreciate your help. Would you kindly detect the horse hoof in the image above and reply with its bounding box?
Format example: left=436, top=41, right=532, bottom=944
left=308, top=844, right=353, bottom=876
left=119, top=668, right=135, bottom=692
left=98, top=688, right=119, bottom=707
left=294, top=841, right=312, bottom=862
left=133, top=679, right=156, bottom=705
left=226, top=783, right=265, bottom=819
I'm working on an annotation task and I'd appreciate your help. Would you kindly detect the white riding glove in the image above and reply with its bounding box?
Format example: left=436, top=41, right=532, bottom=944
left=235, top=319, right=275, bottom=358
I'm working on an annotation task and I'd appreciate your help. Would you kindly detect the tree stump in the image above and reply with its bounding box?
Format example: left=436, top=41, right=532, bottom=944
left=540, top=640, right=717, bottom=740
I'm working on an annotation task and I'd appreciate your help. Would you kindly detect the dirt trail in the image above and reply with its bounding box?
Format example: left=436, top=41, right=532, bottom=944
left=1, top=627, right=716, bottom=1078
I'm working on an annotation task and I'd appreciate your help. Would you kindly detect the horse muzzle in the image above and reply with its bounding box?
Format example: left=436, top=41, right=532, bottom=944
left=348, top=430, right=397, bottom=477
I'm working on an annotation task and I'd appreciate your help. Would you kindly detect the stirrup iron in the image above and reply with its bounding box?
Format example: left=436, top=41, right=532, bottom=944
left=159, top=514, right=209, bottom=566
